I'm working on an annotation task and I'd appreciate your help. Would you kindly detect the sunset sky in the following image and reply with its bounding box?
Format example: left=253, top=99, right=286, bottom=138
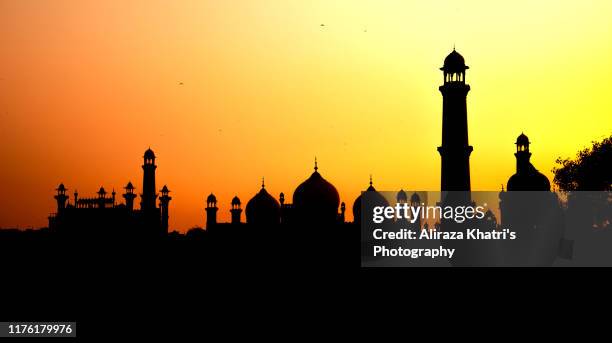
left=1, top=0, right=611, bottom=232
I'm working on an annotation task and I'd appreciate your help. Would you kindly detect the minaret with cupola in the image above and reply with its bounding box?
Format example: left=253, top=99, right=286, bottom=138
left=159, top=185, right=172, bottom=232
left=230, top=196, right=242, bottom=224
left=54, top=183, right=69, bottom=212
left=506, top=133, right=551, bottom=191
left=123, top=182, right=137, bottom=211
left=141, top=148, right=157, bottom=211
left=97, top=187, right=107, bottom=209
left=514, top=133, right=531, bottom=174
left=206, top=193, right=218, bottom=229
left=437, top=49, right=473, bottom=191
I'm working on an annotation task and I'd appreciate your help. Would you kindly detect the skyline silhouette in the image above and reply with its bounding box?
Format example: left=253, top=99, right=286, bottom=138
left=0, top=48, right=607, bottom=231
left=1, top=1, right=611, bottom=231
left=8, top=50, right=579, bottom=235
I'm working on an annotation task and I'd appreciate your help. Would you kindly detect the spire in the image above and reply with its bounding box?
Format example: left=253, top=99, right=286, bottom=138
left=366, top=174, right=376, bottom=191
left=261, top=177, right=265, bottom=189
left=314, top=157, right=318, bottom=172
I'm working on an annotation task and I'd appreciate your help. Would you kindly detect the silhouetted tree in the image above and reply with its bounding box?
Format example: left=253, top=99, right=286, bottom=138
left=553, top=134, right=612, bottom=191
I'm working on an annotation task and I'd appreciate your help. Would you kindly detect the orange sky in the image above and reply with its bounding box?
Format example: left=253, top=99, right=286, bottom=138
left=1, top=0, right=611, bottom=232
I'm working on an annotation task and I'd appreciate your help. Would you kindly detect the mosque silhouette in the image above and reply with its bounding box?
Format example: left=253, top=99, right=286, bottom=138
left=47, top=50, right=551, bottom=237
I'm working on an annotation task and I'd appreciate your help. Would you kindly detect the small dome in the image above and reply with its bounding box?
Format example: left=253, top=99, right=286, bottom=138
left=207, top=193, right=217, bottom=203
left=161, top=185, right=170, bottom=193
left=57, top=183, right=66, bottom=191
left=410, top=192, right=421, bottom=204
left=442, top=49, right=468, bottom=72
left=293, top=163, right=340, bottom=224
left=353, top=180, right=389, bottom=224
left=98, top=187, right=106, bottom=194
left=516, top=133, right=530, bottom=146
left=231, top=196, right=241, bottom=206
left=144, top=148, right=155, bottom=159
left=246, top=187, right=280, bottom=225
left=397, top=189, right=408, bottom=202
left=125, top=182, right=134, bottom=190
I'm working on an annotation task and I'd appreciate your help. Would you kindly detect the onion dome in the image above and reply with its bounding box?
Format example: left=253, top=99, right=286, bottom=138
left=97, top=187, right=106, bottom=195
left=125, top=182, right=134, bottom=190
left=292, top=159, right=340, bottom=224
left=160, top=185, right=170, bottom=196
left=231, top=196, right=241, bottom=206
left=57, top=183, right=67, bottom=192
left=246, top=180, right=280, bottom=226
left=144, top=148, right=155, bottom=159
left=352, top=176, right=389, bottom=224
left=441, top=49, right=468, bottom=72
left=397, top=189, right=408, bottom=203
left=516, top=133, right=530, bottom=147
left=206, top=193, right=217, bottom=206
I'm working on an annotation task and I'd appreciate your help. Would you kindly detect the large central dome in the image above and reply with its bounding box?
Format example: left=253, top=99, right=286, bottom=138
left=292, top=160, right=340, bottom=224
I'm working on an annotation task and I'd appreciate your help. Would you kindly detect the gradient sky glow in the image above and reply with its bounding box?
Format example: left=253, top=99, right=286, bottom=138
left=1, top=0, right=611, bottom=231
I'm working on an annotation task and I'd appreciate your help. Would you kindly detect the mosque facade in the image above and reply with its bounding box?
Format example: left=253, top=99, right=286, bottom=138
left=48, top=148, right=171, bottom=239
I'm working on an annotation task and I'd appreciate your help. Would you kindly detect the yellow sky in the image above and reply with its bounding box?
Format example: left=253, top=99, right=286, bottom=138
left=0, top=0, right=611, bottom=231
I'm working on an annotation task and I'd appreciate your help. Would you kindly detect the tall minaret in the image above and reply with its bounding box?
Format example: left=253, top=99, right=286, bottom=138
left=206, top=193, right=218, bottom=229
left=437, top=49, right=473, bottom=191
left=141, top=148, right=157, bottom=211
left=159, top=185, right=172, bottom=232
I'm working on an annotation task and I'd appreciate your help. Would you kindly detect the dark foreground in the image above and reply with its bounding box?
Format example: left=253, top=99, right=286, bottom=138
left=0, top=224, right=601, bottom=339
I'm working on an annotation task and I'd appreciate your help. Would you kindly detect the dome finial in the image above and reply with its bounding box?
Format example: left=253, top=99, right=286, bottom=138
left=314, top=157, right=318, bottom=172
left=369, top=174, right=373, bottom=187
left=262, top=177, right=265, bottom=189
